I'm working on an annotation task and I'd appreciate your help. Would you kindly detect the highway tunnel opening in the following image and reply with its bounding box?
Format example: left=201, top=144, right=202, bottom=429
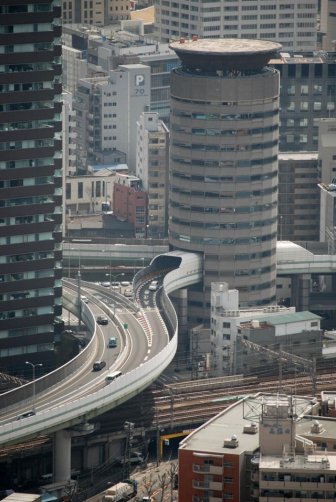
left=149, top=255, right=182, bottom=275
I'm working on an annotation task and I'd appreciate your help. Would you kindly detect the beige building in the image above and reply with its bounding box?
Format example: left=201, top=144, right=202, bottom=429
left=136, top=112, right=169, bottom=238
left=278, top=153, right=320, bottom=242
left=155, top=0, right=318, bottom=52
left=319, top=118, right=336, bottom=185
left=65, top=167, right=127, bottom=218
left=318, top=118, right=336, bottom=251
left=256, top=402, right=336, bottom=502
left=62, top=0, right=130, bottom=25
left=210, top=283, right=322, bottom=376
left=178, top=393, right=319, bottom=502
left=322, top=0, right=336, bottom=51
left=179, top=392, right=336, bottom=501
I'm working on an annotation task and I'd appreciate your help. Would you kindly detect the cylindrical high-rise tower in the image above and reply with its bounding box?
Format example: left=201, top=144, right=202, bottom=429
left=169, top=39, right=281, bottom=318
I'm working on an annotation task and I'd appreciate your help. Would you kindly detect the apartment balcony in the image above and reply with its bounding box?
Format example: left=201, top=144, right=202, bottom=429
left=193, top=481, right=222, bottom=491
left=260, top=498, right=335, bottom=502
left=252, top=487, right=259, bottom=496
left=260, top=480, right=336, bottom=490
left=192, top=496, right=222, bottom=502
left=193, top=464, right=223, bottom=475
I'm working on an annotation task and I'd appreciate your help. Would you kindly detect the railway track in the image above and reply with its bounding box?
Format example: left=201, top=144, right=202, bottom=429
left=3, top=370, right=336, bottom=458
left=94, top=369, right=336, bottom=436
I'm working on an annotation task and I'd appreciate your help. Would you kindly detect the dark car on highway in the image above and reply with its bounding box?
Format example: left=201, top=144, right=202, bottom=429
left=92, top=360, right=106, bottom=371
left=97, top=315, right=108, bottom=325
left=16, top=410, right=36, bottom=420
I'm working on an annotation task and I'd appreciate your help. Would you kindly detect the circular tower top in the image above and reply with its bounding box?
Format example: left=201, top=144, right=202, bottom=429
left=169, top=38, right=282, bottom=72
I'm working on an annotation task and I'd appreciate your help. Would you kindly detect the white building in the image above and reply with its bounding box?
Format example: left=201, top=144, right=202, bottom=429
left=74, top=64, right=151, bottom=173
left=62, top=26, right=179, bottom=124
left=318, top=118, right=336, bottom=250
left=61, top=0, right=130, bottom=25
left=321, top=0, right=336, bottom=51
left=210, top=283, right=321, bottom=376
left=319, top=183, right=336, bottom=254
left=116, top=64, right=151, bottom=172
left=136, top=112, right=169, bottom=238
left=65, top=167, right=127, bottom=218
left=62, top=92, right=77, bottom=177
left=154, top=0, right=318, bottom=52
left=62, top=45, right=88, bottom=95
left=319, top=118, right=336, bottom=185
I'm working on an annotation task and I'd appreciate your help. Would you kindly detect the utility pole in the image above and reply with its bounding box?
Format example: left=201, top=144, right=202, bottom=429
left=238, top=336, right=317, bottom=395
left=77, top=253, right=81, bottom=332
left=156, top=408, right=160, bottom=467
left=123, top=421, right=134, bottom=479
left=312, top=357, right=317, bottom=396
left=25, top=361, right=42, bottom=412
left=289, top=391, right=295, bottom=460
left=279, top=344, right=282, bottom=390
left=191, top=328, right=199, bottom=380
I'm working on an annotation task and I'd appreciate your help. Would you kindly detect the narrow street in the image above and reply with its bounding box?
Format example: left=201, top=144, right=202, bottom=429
left=86, top=460, right=178, bottom=502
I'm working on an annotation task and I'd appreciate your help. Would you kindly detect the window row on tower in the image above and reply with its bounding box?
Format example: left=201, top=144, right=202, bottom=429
left=169, top=230, right=277, bottom=245
left=171, top=216, right=278, bottom=230
left=170, top=200, right=277, bottom=214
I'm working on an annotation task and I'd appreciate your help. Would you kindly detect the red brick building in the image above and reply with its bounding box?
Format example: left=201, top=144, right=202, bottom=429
left=113, top=175, right=148, bottom=237
left=178, top=401, right=259, bottom=501
left=178, top=394, right=317, bottom=502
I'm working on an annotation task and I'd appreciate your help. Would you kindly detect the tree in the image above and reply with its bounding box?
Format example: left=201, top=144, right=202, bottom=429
left=142, top=473, right=156, bottom=499
left=167, top=462, right=178, bottom=501
left=157, top=472, right=168, bottom=502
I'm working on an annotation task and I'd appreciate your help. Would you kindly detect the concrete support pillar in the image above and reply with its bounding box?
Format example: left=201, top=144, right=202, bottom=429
left=82, top=442, right=90, bottom=471
left=331, top=273, right=336, bottom=293
left=291, top=273, right=311, bottom=311
left=54, top=430, right=72, bottom=483
left=176, top=288, right=188, bottom=336
left=170, top=288, right=189, bottom=364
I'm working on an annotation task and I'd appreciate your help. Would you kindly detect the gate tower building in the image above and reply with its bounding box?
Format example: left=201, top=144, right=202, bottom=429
left=169, top=38, right=281, bottom=320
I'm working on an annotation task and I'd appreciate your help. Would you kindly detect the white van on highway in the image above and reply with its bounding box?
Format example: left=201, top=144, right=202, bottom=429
left=105, top=370, right=122, bottom=383
left=149, top=280, right=159, bottom=291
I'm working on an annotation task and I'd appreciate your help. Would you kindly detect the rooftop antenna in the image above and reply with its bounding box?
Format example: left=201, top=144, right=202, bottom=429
left=288, top=390, right=296, bottom=461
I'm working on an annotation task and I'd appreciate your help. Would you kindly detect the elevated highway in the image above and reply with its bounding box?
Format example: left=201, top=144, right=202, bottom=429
left=63, top=240, right=336, bottom=276
left=0, top=251, right=203, bottom=483
left=1, top=238, right=336, bottom=485
left=277, top=241, right=336, bottom=275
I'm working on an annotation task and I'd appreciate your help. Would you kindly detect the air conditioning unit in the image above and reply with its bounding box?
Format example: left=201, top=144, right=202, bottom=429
left=243, top=422, right=258, bottom=434
left=224, top=434, right=239, bottom=448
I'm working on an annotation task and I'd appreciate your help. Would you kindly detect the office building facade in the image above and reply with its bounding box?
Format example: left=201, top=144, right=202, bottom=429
left=62, top=25, right=179, bottom=124
left=322, top=0, right=336, bottom=51
left=318, top=118, right=336, bottom=251
left=169, top=38, right=280, bottom=317
left=74, top=64, right=150, bottom=173
left=62, top=0, right=130, bottom=25
left=0, top=0, right=63, bottom=372
left=136, top=112, right=169, bottom=238
left=210, top=283, right=322, bottom=376
left=270, top=52, right=336, bottom=152
left=278, top=153, right=320, bottom=242
left=319, top=117, right=336, bottom=185
left=155, top=0, right=318, bottom=52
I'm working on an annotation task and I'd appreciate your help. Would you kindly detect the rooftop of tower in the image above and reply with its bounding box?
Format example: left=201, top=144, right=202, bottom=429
left=169, top=38, right=282, bottom=72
